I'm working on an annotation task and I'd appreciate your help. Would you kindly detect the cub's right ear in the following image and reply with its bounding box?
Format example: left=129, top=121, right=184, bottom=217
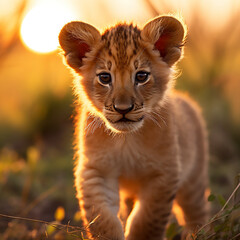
left=141, top=16, right=186, bottom=67
left=59, top=21, right=101, bottom=70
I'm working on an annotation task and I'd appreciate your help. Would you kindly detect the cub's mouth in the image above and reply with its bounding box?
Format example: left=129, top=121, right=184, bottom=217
left=106, top=116, right=144, bottom=132
left=107, top=116, right=144, bottom=124
left=116, top=116, right=144, bottom=123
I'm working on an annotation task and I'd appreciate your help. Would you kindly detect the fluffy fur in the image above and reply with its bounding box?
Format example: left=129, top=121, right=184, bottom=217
left=59, top=16, right=209, bottom=240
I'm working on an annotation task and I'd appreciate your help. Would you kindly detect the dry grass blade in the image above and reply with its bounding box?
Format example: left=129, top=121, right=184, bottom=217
left=0, top=213, right=82, bottom=237
left=0, top=213, right=110, bottom=240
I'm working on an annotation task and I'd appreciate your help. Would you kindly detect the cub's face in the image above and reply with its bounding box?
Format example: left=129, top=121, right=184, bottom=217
left=59, top=17, right=185, bottom=133
left=89, top=29, right=170, bottom=132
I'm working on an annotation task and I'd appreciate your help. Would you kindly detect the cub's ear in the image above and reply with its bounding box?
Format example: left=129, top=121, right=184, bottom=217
left=59, top=21, right=101, bottom=70
left=141, top=16, right=186, bottom=66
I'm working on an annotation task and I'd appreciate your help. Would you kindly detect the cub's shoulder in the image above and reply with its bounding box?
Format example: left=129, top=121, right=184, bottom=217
left=167, top=90, right=206, bottom=133
left=170, top=90, right=202, bottom=116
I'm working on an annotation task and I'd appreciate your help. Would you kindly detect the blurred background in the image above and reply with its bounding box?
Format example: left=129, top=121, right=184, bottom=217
left=0, top=0, right=239, bottom=239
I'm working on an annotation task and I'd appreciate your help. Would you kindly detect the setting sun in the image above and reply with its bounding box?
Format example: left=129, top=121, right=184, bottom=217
left=20, top=2, right=76, bottom=54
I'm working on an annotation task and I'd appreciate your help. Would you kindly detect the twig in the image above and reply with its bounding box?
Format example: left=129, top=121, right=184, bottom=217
left=0, top=0, right=28, bottom=60
left=205, top=232, right=216, bottom=240
left=20, top=185, right=58, bottom=216
left=230, top=232, right=240, bottom=240
left=219, top=182, right=240, bottom=213
left=143, top=0, right=159, bottom=16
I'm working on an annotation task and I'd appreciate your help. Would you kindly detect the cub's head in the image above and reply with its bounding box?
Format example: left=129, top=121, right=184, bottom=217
left=59, top=16, right=186, bottom=133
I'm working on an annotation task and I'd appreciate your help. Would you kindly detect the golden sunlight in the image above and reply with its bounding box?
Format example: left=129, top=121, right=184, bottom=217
left=172, top=201, right=185, bottom=226
left=20, top=2, right=76, bottom=54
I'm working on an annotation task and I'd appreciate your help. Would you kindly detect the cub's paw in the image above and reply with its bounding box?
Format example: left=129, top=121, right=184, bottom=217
left=89, top=216, right=125, bottom=240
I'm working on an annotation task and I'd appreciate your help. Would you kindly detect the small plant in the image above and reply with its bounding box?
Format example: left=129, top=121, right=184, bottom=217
left=192, top=179, right=240, bottom=240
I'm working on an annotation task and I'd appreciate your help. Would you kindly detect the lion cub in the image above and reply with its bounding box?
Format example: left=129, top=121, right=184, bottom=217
left=59, top=16, right=209, bottom=240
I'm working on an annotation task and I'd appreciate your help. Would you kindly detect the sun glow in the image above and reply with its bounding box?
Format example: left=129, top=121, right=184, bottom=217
left=20, top=2, right=76, bottom=54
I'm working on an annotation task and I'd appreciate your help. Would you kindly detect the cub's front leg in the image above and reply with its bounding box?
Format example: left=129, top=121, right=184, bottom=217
left=75, top=165, right=124, bottom=240
left=125, top=177, right=178, bottom=240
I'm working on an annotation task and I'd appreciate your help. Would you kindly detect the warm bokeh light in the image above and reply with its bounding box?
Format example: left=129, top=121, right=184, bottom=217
left=20, top=2, right=76, bottom=54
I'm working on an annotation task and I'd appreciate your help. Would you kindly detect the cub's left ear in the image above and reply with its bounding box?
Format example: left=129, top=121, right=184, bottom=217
left=59, top=21, right=101, bottom=71
left=141, top=16, right=186, bottom=66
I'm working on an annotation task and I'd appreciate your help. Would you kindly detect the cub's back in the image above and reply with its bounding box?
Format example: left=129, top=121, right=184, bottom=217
left=170, top=91, right=208, bottom=185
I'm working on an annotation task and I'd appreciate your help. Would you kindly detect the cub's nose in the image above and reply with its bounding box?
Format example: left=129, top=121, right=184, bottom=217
left=113, top=103, right=134, bottom=115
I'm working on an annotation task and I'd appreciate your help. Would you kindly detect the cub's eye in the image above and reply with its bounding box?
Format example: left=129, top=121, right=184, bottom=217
left=135, top=71, right=150, bottom=85
left=97, top=73, right=112, bottom=86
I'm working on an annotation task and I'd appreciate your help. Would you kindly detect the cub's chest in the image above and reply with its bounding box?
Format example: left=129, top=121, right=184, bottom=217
left=85, top=134, right=164, bottom=177
left=113, top=138, right=149, bottom=172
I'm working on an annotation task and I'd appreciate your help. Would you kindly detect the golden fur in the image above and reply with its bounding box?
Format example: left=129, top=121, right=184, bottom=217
left=59, top=16, right=209, bottom=240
